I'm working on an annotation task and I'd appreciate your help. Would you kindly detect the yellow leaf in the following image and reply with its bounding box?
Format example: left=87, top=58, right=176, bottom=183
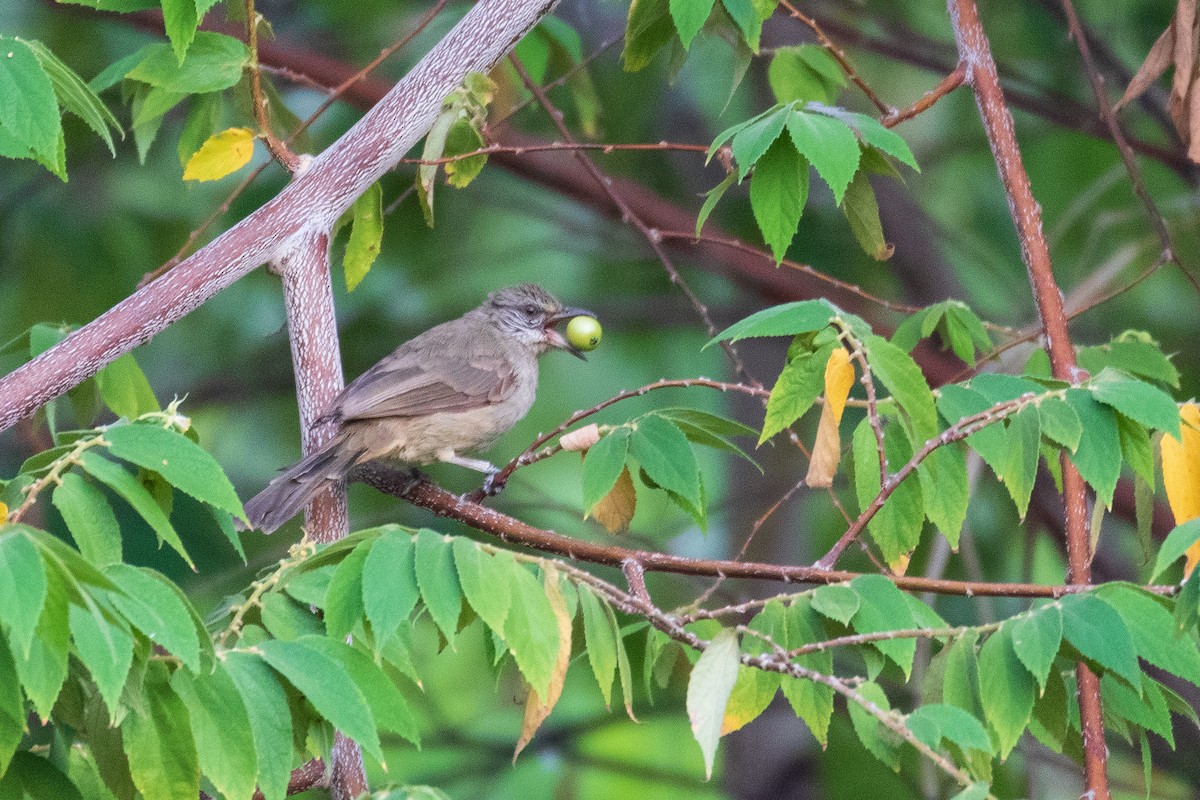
left=591, top=465, right=636, bottom=533
left=182, top=127, right=256, bottom=182
left=889, top=551, right=912, bottom=576
left=514, top=567, right=573, bottom=760
left=824, top=347, right=854, bottom=422
left=0, top=501, right=7, bottom=519
left=805, top=402, right=841, bottom=488
left=1162, top=403, right=1200, bottom=576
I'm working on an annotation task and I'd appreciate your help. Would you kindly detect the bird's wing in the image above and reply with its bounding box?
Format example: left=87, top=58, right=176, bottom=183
left=331, top=350, right=517, bottom=422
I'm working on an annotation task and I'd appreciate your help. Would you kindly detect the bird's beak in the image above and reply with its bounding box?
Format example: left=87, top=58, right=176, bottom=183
left=545, top=307, right=596, bottom=361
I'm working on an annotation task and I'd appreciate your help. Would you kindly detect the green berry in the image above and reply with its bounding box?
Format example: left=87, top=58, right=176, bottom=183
left=566, top=315, right=602, bottom=351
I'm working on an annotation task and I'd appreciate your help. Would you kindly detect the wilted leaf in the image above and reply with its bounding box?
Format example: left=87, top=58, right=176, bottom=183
left=514, top=568, right=573, bottom=760
left=591, top=465, right=637, bottom=532
left=687, top=628, right=740, bottom=779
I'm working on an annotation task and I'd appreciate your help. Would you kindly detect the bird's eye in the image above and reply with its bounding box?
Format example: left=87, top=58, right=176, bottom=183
left=524, top=304, right=539, bottom=317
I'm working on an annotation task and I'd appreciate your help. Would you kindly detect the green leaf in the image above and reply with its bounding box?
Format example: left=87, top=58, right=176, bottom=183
left=257, top=639, right=384, bottom=765
left=821, top=107, right=919, bottom=170
left=453, top=538, right=512, bottom=637
left=906, top=704, right=991, bottom=753
left=630, top=415, right=700, bottom=509
left=121, top=663, right=198, bottom=800
left=260, top=592, right=323, bottom=640
left=864, top=335, right=937, bottom=439
left=1117, top=412, right=1155, bottom=487
left=95, top=353, right=158, bottom=419
left=170, top=663, right=258, bottom=800
left=1060, top=593, right=1141, bottom=686
left=503, top=564, right=560, bottom=699
left=952, top=783, right=991, bottom=800
left=760, top=343, right=833, bottom=444
left=977, top=626, right=1035, bottom=758
left=323, top=539, right=370, bottom=639
left=917, top=443, right=968, bottom=548
left=24, top=41, right=122, bottom=156
left=670, top=0, right=717, bottom=49
left=0, top=37, right=62, bottom=166
left=768, top=45, right=845, bottom=104
left=415, top=529, right=463, bottom=644
left=1063, top=388, right=1122, bottom=508
left=848, top=681, right=900, bottom=769
left=103, top=564, right=200, bottom=672
left=300, top=637, right=419, bottom=745
left=1037, top=397, right=1082, bottom=452
left=582, top=427, right=631, bottom=513
left=125, top=32, right=250, bottom=93
left=622, top=0, right=675, bottom=72
left=1080, top=338, right=1180, bottom=389
left=853, top=419, right=924, bottom=567
left=344, top=182, right=384, bottom=293
left=223, top=651, right=293, bottom=800
left=720, top=0, right=768, bottom=51
left=362, top=528, right=419, bottom=650
left=657, top=408, right=760, bottom=466
left=0, top=638, right=24, bottom=774
left=696, top=171, right=736, bottom=237
left=1008, top=605, right=1062, bottom=692
left=1002, top=406, right=1041, bottom=519
left=68, top=603, right=132, bottom=717
left=781, top=597, right=834, bottom=746
left=52, top=472, right=123, bottom=566
left=731, top=105, right=788, bottom=179
left=785, top=108, right=860, bottom=204
left=850, top=575, right=918, bottom=678
left=1089, top=368, right=1180, bottom=439
left=0, top=528, right=48, bottom=658
left=811, top=583, right=859, bottom=625
left=10, top=563, right=68, bottom=720
left=750, top=135, right=809, bottom=264
left=177, top=91, right=220, bottom=166
left=1103, top=672, right=1174, bottom=746
left=1176, top=567, right=1200, bottom=634
left=79, top=452, right=193, bottom=569
left=1, top=751, right=84, bottom=800
left=578, top=585, right=617, bottom=707
left=442, top=117, right=487, bottom=188
left=687, top=628, right=740, bottom=779
left=709, top=298, right=837, bottom=344
left=840, top=168, right=892, bottom=259
left=160, top=0, right=199, bottom=62
left=937, top=385, right=1008, bottom=475
left=1097, top=584, right=1200, bottom=687
left=105, top=422, right=246, bottom=522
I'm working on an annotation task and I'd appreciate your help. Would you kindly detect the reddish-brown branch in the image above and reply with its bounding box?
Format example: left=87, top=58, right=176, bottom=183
left=355, top=464, right=1178, bottom=600
left=882, top=63, right=967, bottom=128
left=244, top=0, right=300, bottom=171
left=949, top=0, right=1107, bottom=794
left=779, top=0, right=892, bottom=115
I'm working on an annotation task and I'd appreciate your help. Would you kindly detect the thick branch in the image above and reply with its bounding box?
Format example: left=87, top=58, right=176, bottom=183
left=0, top=0, right=558, bottom=434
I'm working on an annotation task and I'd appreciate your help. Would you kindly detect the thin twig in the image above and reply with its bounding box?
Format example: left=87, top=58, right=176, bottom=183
left=244, top=0, right=300, bottom=171
left=779, top=0, right=893, bottom=115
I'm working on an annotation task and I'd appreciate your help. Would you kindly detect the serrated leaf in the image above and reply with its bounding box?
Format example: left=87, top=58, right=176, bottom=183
left=630, top=415, right=700, bottom=508
left=104, top=564, right=200, bottom=672
left=68, top=602, right=132, bottom=718
left=853, top=419, right=924, bottom=570
left=1002, top=406, right=1040, bottom=519
left=0, top=638, right=24, bottom=774
left=1090, top=368, right=1180, bottom=439
left=1038, top=397, right=1081, bottom=452
left=1097, top=584, right=1200, bottom=688
left=709, top=298, right=837, bottom=344
left=811, top=582, right=858, bottom=625
left=1089, top=338, right=1180, bottom=389
left=257, top=638, right=384, bottom=765
left=785, top=108, right=859, bottom=204
left=24, top=40, right=122, bottom=156
left=850, top=575, right=918, bottom=677
left=323, top=539, right=370, bottom=639
left=515, top=569, right=573, bottom=759
left=415, top=529, right=462, bottom=644
left=848, top=681, right=900, bottom=769
left=121, top=663, right=198, bottom=800
left=591, top=466, right=637, bottom=532
left=300, top=637, right=419, bottom=745
left=182, top=126, right=254, bottom=181
left=95, top=352, right=158, bottom=419
left=504, top=565, right=560, bottom=699
left=820, top=107, right=918, bottom=170
left=1060, top=593, right=1141, bottom=686
left=52, top=473, right=122, bottom=567
left=362, top=528, right=419, bottom=651
left=170, top=663, right=258, bottom=800
left=177, top=91, right=220, bottom=166
left=1008, top=605, right=1061, bottom=692
left=582, top=428, right=630, bottom=513
left=260, top=591, right=323, bottom=640
left=578, top=585, right=617, bottom=708
left=1151, top=518, right=1200, bottom=582
left=761, top=343, right=833, bottom=444
left=780, top=597, right=834, bottom=745
left=79, top=452, right=193, bottom=568
left=1064, top=388, right=1122, bottom=509
left=670, top=0, right=717, bottom=49
left=696, top=171, right=735, bottom=237
left=1118, top=412, right=1155, bottom=488
left=906, top=704, right=991, bottom=753
left=0, top=528, right=48, bottom=659
left=768, top=45, right=845, bottom=105
left=977, top=626, right=1035, bottom=758
left=443, top=117, right=487, bottom=188
left=917, top=443, right=968, bottom=548
left=223, top=651, right=293, bottom=800
left=105, top=423, right=246, bottom=522
left=864, top=335, right=937, bottom=439
left=750, top=136, right=809, bottom=264
left=687, top=628, right=739, bottom=779
left=10, top=562, right=67, bottom=720
left=731, top=105, right=788, bottom=180
left=344, top=181, right=383, bottom=292
left=126, top=32, right=250, bottom=93
left=0, top=37, right=62, bottom=166
left=453, top=537, right=512, bottom=636
left=622, top=0, right=675, bottom=72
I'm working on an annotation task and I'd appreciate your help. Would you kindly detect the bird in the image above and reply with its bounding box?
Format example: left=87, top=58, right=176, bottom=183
left=242, top=283, right=594, bottom=533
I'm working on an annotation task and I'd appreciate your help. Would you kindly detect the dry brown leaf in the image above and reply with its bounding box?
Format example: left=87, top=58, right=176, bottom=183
left=1117, top=22, right=1176, bottom=110
left=591, top=465, right=637, bottom=532
left=1162, top=403, right=1200, bottom=577
left=513, top=567, right=573, bottom=761
left=1119, top=1, right=1200, bottom=163
left=561, top=423, right=602, bottom=452
left=805, top=402, right=841, bottom=488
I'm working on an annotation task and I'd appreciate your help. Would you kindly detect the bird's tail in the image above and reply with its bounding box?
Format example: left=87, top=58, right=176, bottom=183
left=242, top=438, right=362, bottom=534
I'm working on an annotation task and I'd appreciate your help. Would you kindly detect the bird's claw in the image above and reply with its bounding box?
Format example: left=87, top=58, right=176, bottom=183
left=462, top=468, right=506, bottom=504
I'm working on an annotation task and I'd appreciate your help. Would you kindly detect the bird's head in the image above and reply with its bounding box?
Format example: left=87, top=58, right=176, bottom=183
left=483, top=284, right=596, bottom=359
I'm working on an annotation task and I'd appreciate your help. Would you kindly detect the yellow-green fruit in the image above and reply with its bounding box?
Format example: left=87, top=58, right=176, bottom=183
left=566, top=315, right=602, bottom=351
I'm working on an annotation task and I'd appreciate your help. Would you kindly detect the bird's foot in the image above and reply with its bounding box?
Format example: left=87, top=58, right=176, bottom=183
left=462, top=467, right=506, bottom=504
